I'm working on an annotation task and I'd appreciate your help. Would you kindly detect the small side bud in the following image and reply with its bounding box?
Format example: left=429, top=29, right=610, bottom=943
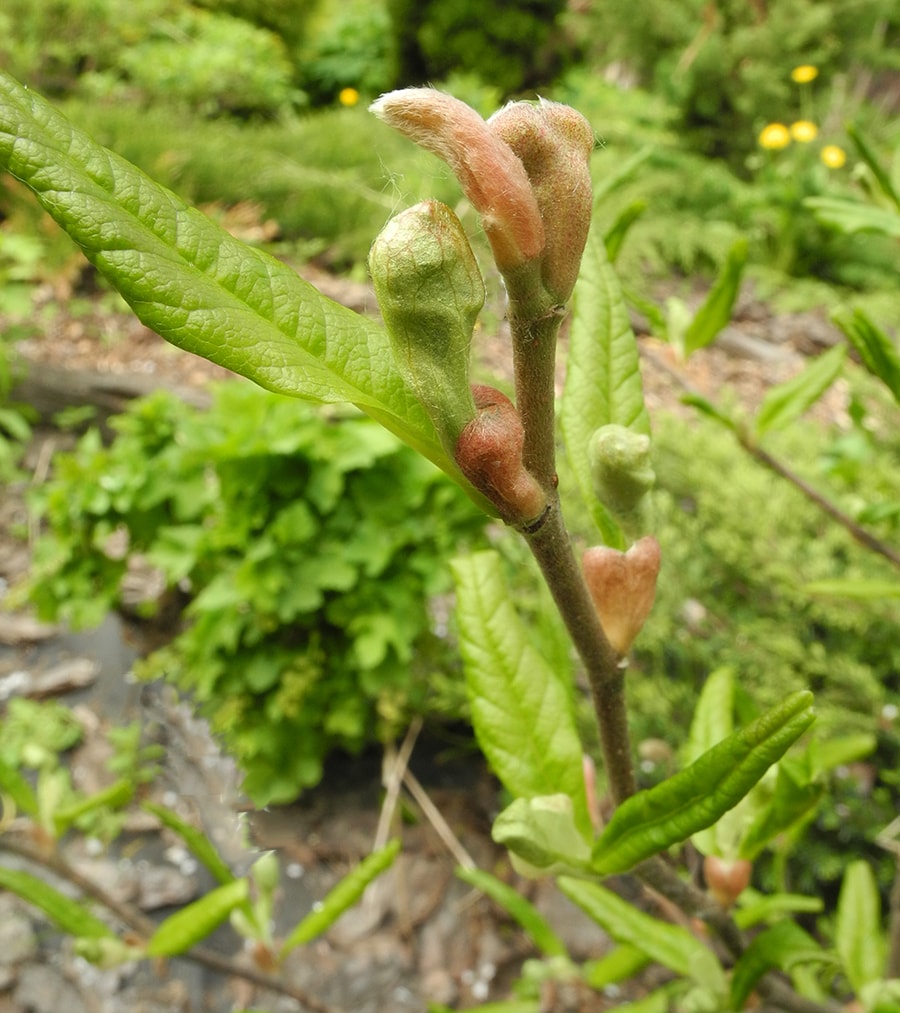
left=369, top=200, right=483, bottom=448
left=371, top=89, right=544, bottom=271
left=589, top=424, right=655, bottom=528
left=582, top=536, right=661, bottom=655
left=455, top=385, right=547, bottom=525
left=489, top=100, right=594, bottom=303
left=704, top=855, right=753, bottom=908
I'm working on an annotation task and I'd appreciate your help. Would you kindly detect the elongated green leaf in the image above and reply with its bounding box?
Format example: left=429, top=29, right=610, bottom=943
left=0, top=865, right=112, bottom=938
left=561, top=224, right=650, bottom=546
left=593, top=147, right=653, bottom=202
left=146, top=878, right=249, bottom=957
left=451, top=551, right=590, bottom=836
left=804, top=578, right=900, bottom=599
left=804, top=197, right=900, bottom=238
left=808, top=733, right=876, bottom=779
left=0, top=71, right=466, bottom=489
left=755, top=344, right=846, bottom=436
left=737, top=760, right=823, bottom=861
left=584, top=945, right=652, bottom=989
left=682, top=239, right=747, bottom=358
left=0, top=758, right=38, bottom=818
left=558, top=877, right=727, bottom=996
left=604, top=200, right=647, bottom=263
left=280, top=838, right=400, bottom=955
left=455, top=866, right=567, bottom=957
left=833, top=307, right=900, bottom=405
left=730, top=921, right=826, bottom=1011
left=680, top=393, right=739, bottom=431
left=734, top=891, right=823, bottom=930
left=53, top=779, right=134, bottom=836
left=847, top=123, right=900, bottom=210
left=836, top=860, right=885, bottom=993
left=592, top=692, right=815, bottom=875
left=142, top=802, right=236, bottom=885
left=684, top=667, right=735, bottom=857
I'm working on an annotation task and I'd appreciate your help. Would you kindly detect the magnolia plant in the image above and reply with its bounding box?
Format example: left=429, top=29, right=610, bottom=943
left=0, top=73, right=893, bottom=1011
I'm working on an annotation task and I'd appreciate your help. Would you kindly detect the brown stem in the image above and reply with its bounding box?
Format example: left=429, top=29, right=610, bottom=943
left=741, top=439, right=900, bottom=570
left=643, top=344, right=900, bottom=571
left=888, top=855, right=900, bottom=978
left=524, top=499, right=638, bottom=805
left=1, top=833, right=335, bottom=1013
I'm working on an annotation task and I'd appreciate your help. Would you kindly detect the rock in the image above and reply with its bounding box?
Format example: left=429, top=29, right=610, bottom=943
left=25, top=657, right=100, bottom=699
left=0, top=613, right=58, bottom=646
left=0, top=897, right=38, bottom=965
left=134, top=862, right=199, bottom=911
left=14, top=964, right=88, bottom=1013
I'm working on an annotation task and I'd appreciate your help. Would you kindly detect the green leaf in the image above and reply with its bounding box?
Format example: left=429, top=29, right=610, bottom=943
left=604, top=200, right=647, bottom=263
left=280, top=838, right=400, bottom=955
left=451, top=551, right=590, bottom=837
left=146, top=878, right=249, bottom=957
left=836, top=860, right=886, bottom=993
left=755, top=344, right=846, bottom=436
left=0, top=865, right=113, bottom=939
left=0, top=71, right=468, bottom=490
left=847, top=123, right=900, bottom=211
left=684, top=667, right=735, bottom=857
left=0, top=757, right=38, bottom=818
left=737, top=760, right=823, bottom=861
left=593, top=147, right=653, bottom=202
left=734, top=891, right=823, bottom=930
left=584, top=945, right=652, bottom=989
left=682, top=238, right=747, bottom=358
left=558, top=877, right=727, bottom=996
left=803, top=578, right=900, bottom=599
left=143, top=801, right=236, bottom=885
left=491, top=794, right=592, bottom=877
left=804, top=197, right=900, bottom=237
left=679, top=393, right=738, bottom=431
left=562, top=223, right=650, bottom=546
left=455, top=866, right=567, bottom=957
left=808, top=733, right=876, bottom=779
left=832, top=307, right=900, bottom=405
left=730, top=921, right=826, bottom=1011
left=53, top=778, right=134, bottom=836
left=591, top=692, right=815, bottom=875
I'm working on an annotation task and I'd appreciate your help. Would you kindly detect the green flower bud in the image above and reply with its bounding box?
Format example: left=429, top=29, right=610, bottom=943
left=492, top=794, right=592, bottom=879
left=589, top=424, right=655, bottom=527
left=369, top=200, right=483, bottom=449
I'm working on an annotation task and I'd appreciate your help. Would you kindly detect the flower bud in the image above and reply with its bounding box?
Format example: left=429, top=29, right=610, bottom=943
left=455, top=385, right=547, bottom=525
left=589, top=424, right=655, bottom=527
left=489, top=100, right=594, bottom=303
left=369, top=200, right=483, bottom=448
left=582, top=536, right=661, bottom=655
left=370, top=89, right=544, bottom=271
left=704, top=855, right=753, bottom=908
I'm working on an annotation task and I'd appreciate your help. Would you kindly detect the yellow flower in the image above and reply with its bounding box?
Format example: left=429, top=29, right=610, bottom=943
left=821, top=145, right=847, bottom=169
left=758, top=122, right=791, bottom=150
left=338, top=87, right=359, bottom=107
left=790, top=120, right=818, bottom=143
left=791, top=65, right=818, bottom=84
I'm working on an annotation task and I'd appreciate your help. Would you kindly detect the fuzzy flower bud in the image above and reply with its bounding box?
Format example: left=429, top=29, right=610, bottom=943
left=589, top=424, right=655, bottom=528
left=582, top=536, right=661, bottom=655
left=455, top=384, right=547, bottom=526
left=704, top=855, right=753, bottom=908
left=369, top=200, right=483, bottom=448
left=371, top=88, right=545, bottom=272
left=489, top=99, right=594, bottom=303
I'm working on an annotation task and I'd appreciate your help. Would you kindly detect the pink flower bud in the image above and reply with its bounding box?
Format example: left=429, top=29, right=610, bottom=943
left=489, top=100, right=594, bottom=303
left=704, top=855, right=753, bottom=908
left=455, top=385, right=547, bottom=525
left=370, top=89, right=545, bottom=271
left=582, top=537, right=661, bottom=655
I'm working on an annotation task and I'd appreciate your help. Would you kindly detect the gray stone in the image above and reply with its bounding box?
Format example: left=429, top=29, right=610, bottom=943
left=14, top=964, right=88, bottom=1013
left=0, top=899, right=38, bottom=965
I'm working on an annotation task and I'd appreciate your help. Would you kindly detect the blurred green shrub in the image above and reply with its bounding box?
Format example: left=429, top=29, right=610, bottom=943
left=387, top=0, right=573, bottom=95
left=583, top=0, right=899, bottom=170
left=22, top=383, right=489, bottom=804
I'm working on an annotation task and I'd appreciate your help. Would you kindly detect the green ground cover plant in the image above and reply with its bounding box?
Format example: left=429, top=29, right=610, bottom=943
left=1, top=69, right=899, bottom=1011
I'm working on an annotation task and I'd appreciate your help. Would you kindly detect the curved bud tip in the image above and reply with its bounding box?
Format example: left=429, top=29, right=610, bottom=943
left=455, top=385, right=547, bottom=525
left=589, top=424, right=655, bottom=523
left=489, top=99, right=594, bottom=303
left=582, top=536, right=661, bottom=655
left=371, top=88, right=544, bottom=271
